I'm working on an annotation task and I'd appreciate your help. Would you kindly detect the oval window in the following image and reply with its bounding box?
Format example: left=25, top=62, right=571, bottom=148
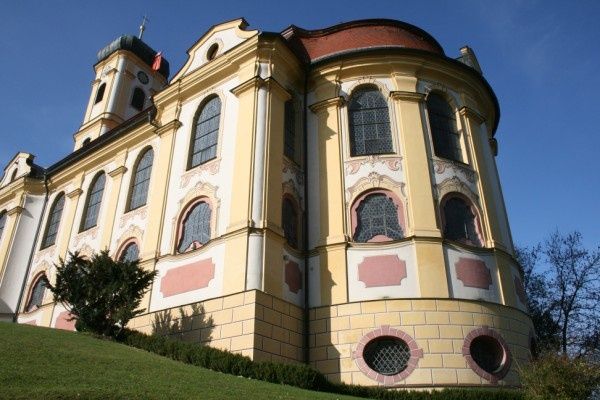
left=363, top=337, right=411, bottom=376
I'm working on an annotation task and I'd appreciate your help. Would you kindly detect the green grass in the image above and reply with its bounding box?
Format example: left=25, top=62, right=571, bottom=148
left=0, top=322, right=360, bottom=400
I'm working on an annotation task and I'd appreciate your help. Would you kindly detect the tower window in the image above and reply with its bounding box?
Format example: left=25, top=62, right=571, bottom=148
left=189, top=96, right=221, bottom=169
left=94, top=83, right=106, bottom=104
left=131, top=87, right=145, bottom=111
left=353, top=192, right=403, bottom=243
left=427, top=93, right=463, bottom=162
left=442, top=195, right=481, bottom=246
left=127, top=148, right=154, bottom=211
left=177, top=201, right=211, bottom=253
left=82, top=138, right=91, bottom=146
left=206, top=43, right=219, bottom=61
left=119, top=241, right=140, bottom=262
left=26, top=275, right=48, bottom=312
left=80, top=172, right=106, bottom=232
left=284, top=100, right=296, bottom=160
left=282, top=197, right=298, bottom=248
left=41, top=193, right=65, bottom=249
left=348, top=86, right=393, bottom=157
left=0, top=210, right=6, bottom=242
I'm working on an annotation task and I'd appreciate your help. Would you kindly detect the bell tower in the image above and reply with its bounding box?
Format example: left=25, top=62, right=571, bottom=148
left=74, top=33, right=170, bottom=150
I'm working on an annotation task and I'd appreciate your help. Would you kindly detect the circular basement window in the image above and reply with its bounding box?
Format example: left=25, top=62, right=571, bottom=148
left=363, top=337, right=411, bottom=376
left=470, top=335, right=505, bottom=374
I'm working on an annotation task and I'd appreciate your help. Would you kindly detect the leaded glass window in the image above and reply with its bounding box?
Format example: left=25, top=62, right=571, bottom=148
left=41, top=193, right=65, bottom=248
left=470, top=336, right=504, bottom=373
left=131, top=87, right=145, bottom=111
left=0, top=211, right=6, bottom=242
left=178, top=202, right=211, bottom=252
left=354, top=193, right=403, bottom=242
left=427, top=93, right=463, bottom=162
left=119, top=242, right=140, bottom=262
left=443, top=197, right=481, bottom=246
left=80, top=173, right=106, bottom=232
left=348, top=87, right=393, bottom=156
left=282, top=198, right=298, bottom=248
left=128, top=148, right=154, bottom=211
left=189, top=96, right=220, bottom=168
left=284, top=100, right=295, bottom=160
left=363, top=337, right=410, bottom=376
left=26, top=276, right=47, bottom=312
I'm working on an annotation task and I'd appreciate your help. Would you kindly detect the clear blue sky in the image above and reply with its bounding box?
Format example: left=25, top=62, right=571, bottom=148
left=1, top=1, right=598, bottom=248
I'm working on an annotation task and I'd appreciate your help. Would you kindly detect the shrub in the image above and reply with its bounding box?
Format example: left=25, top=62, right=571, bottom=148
left=520, top=353, right=599, bottom=400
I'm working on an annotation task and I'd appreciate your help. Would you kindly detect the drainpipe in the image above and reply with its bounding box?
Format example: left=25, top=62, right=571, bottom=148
left=14, top=171, right=49, bottom=322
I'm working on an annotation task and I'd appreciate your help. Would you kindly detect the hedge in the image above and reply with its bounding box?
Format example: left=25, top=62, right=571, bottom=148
left=118, top=330, right=523, bottom=400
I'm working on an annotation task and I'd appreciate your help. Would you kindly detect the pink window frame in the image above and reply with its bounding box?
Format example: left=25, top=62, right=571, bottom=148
left=115, top=237, right=141, bottom=261
left=462, top=326, right=512, bottom=383
left=350, top=189, right=406, bottom=243
left=176, top=197, right=213, bottom=253
left=439, top=192, right=484, bottom=247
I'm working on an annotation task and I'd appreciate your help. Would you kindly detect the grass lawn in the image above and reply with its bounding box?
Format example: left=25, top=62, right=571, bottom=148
left=0, top=322, right=361, bottom=400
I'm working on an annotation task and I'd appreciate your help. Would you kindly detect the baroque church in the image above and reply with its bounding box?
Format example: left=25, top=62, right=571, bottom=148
left=0, top=18, right=533, bottom=388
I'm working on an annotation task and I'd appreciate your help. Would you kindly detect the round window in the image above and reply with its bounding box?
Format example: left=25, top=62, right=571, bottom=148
left=470, top=335, right=505, bottom=373
left=363, top=337, right=410, bottom=376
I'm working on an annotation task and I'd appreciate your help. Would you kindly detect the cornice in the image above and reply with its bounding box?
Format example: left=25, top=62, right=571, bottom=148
left=66, top=188, right=83, bottom=199
left=154, top=119, right=182, bottom=137
left=390, top=90, right=425, bottom=102
left=108, top=166, right=127, bottom=178
left=7, top=206, right=24, bottom=216
left=309, top=96, right=345, bottom=114
left=230, top=76, right=265, bottom=96
left=263, top=77, right=292, bottom=101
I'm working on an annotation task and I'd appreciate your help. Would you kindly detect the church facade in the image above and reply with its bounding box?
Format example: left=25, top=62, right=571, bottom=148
left=0, top=18, right=533, bottom=388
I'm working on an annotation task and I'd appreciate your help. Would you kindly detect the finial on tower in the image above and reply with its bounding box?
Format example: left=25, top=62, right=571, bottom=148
left=138, top=15, right=149, bottom=39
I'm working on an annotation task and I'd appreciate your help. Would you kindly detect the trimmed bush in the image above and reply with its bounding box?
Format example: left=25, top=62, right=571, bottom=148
left=119, top=329, right=523, bottom=400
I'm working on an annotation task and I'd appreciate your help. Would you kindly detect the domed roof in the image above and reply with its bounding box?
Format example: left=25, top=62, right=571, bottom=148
left=282, top=19, right=444, bottom=63
left=96, top=35, right=170, bottom=79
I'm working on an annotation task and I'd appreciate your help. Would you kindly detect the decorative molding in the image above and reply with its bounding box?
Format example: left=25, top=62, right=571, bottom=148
left=7, top=206, right=24, bottom=216
left=346, top=172, right=405, bottom=201
left=345, top=155, right=402, bottom=175
left=66, top=188, right=83, bottom=199
left=154, top=119, right=182, bottom=137
left=309, top=96, right=345, bottom=114
left=73, top=226, right=99, bottom=248
left=345, top=78, right=391, bottom=99
left=389, top=91, right=425, bottom=102
left=180, top=159, right=220, bottom=188
left=282, top=157, right=304, bottom=185
left=435, top=176, right=479, bottom=204
left=433, top=159, right=476, bottom=183
left=230, top=76, right=264, bottom=96
left=119, top=207, right=148, bottom=228
left=460, top=106, right=485, bottom=124
left=108, top=166, right=127, bottom=178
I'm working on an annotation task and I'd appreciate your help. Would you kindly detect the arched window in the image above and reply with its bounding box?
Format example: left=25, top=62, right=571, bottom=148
left=284, top=100, right=295, bottom=160
left=127, top=148, right=154, bottom=211
left=41, top=193, right=65, bottom=249
left=0, top=210, right=6, bottom=241
left=282, top=198, right=298, bottom=248
left=353, top=192, right=403, bottom=242
left=26, top=275, right=48, bottom=312
left=82, top=138, right=91, bottom=146
left=348, top=86, right=393, bottom=157
left=189, top=96, right=221, bottom=168
left=119, top=242, right=140, bottom=262
left=177, top=201, right=211, bottom=253
left=94, top=83, right=106, bottom=104
left=80, top=172, right=106, bottom=232
left=442, top=196, right=481, bottom=246
left=426, top=93, right=463, bottom=162
left=131, top=87, right=145, bottom=111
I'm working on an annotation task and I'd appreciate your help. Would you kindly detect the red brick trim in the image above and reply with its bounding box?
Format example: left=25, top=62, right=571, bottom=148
left=462, top=326, right=511, bottom=383
left=352, top=325, right=423, bottom=385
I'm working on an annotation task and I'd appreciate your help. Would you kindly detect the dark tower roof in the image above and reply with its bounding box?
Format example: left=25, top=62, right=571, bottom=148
left=96, top=35, right=170, bottom=79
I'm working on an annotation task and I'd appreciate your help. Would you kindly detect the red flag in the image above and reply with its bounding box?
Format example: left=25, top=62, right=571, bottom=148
left=152, top=52, right=162, bottom=71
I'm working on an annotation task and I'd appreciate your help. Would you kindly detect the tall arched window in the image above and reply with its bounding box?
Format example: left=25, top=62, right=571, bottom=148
left=284, top=100, right=296, bottom=160
left=178, top=201, right=211, bottom=253
left=442, top=196, right=481, bottom=246
left=0, top=210, right=6, bottom=242
left=94, top=83, right=106, bottom=104
left=41, top=193, right=65, bottom=249
left=80, top=172, right=106, bottom=232
left=189, top=96, right=221, bottom=169
left=119, top=242, right=140, bottom=262
left=131, top=87, right=145, bottom=111
left=348, top=86, right=393, bottom=157
left=426, top=93, right=463, bottom=162
left=353, top=192, right=403, bottom=242
left=26, top=275, right=48, bottom=312
left=127, top=148, right=154, bottom=211
left=282, top=198, right=298, bottom=248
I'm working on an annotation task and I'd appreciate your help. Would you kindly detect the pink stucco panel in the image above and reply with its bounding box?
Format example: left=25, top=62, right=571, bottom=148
left=358, top=255, right=407, bottom=288
left=55, top=311, right=76, bottom=331
left=455, top=257, right=492, bottom=289
left=284, top=261, right=303, bottom=294
left=160, top=258, right=215, bottom=297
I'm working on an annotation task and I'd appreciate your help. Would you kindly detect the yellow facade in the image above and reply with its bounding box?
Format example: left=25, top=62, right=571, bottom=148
left=0, top=18, right=532, bottom=389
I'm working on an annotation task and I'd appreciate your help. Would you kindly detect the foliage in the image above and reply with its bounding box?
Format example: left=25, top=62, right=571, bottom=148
left=47, top=250, right=157, bottom=337
left=519, top=353, right=600, bottom=400
left=516, top=231, right=600, bottom=356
